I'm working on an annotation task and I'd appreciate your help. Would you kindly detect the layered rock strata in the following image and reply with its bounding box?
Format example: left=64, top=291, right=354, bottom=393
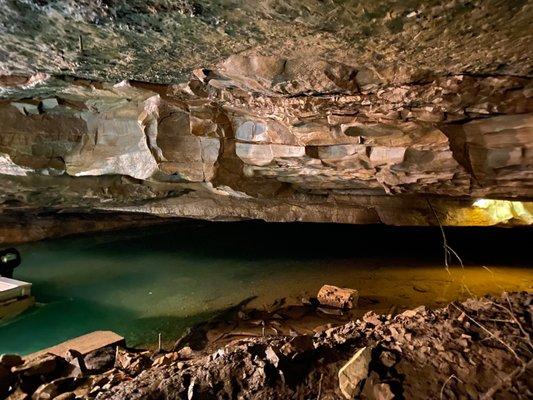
left=0, top=62, right=532, bottom=233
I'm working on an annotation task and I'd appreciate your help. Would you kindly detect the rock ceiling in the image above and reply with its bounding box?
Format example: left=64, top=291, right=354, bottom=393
left=0, top=0, right=532, bottom=236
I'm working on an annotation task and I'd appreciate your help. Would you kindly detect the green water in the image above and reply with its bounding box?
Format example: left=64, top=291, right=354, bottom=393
left=1, top=222, right=532, bottom=355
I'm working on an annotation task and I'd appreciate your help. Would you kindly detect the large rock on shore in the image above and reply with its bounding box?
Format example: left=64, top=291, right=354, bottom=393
left=338, top=346, right=372, bottom=398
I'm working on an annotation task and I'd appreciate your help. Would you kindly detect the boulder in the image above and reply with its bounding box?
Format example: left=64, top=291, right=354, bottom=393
left=0, top=354, right=24, bottom=368
left=12, top=354, right=58, bottom=377
left=338, top=347, right=372, bottom=399
left=83, top=346, right=115, bottom=374
left=317, top=285, right=359, bottom=309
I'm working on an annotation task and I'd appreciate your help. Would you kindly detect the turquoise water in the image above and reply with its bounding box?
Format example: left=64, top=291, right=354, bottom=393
left=1, top=223, right=531, bottom=355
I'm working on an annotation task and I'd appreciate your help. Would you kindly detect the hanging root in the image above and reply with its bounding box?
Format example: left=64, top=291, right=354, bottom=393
left=426, top=199, right=465, bottom=273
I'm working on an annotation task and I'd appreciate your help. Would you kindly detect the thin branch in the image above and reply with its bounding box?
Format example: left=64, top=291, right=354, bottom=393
left=440, top=374, right=462, bottom=400
left=480, top=358, right=533, bottom=400
left=446, top=245, right=464, bottom=269
left=426, top=199, right=451, bottom=273
left=486, top=299, right=531, bottom=350
left=481, top=265, right=494, bottom=275
left=317, top=373, right=324, bottom=400
left=451, top=303, right=522, bottom=363
left=427, top=199, right=466, bottom=277
left=503, top=293, right=532, bottom=350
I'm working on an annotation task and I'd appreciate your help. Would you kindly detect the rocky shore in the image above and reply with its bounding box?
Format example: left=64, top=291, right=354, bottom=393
left=2, top=291, right=531, bottom=399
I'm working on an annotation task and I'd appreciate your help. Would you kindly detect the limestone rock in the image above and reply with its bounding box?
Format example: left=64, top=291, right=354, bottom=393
left=362, top=374, right=395, bottom=400
left=317, top=285, right=359, bottom=309
left=158, top=119, right=220, bottom=181
left=63, top=86, right=159, bottom=180
left=462, top=114, right=533, bottom=197
left=114, top=349, right=150, bottom=376
left=12, top=354, right=58, bottom=377
left=0, top=3, right=532, bottom=241
left=338, top=347, right=373, bottom=399
left=0, top=353, right=24, bottom=368
left=236, top=143, right=305, bottom=166
left=0, top=153, right=32, bottom=176
left=151, top=353, right=179, bottom=368
left=84, top=346, right=115, bottom=374
left=176, top=347, right=194, bottom=360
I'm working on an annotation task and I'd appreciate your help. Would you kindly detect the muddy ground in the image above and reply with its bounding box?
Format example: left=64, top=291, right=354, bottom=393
left=4, top=291, right=532, bottom=399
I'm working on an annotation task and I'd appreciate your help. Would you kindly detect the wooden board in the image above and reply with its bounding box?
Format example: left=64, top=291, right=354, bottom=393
left=28, top=330, right=125, bottom=360
left=0, top=296, right=34, bottom=320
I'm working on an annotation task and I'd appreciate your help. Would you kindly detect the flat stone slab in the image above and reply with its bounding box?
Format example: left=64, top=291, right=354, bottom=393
left=28, top=331, right=125, bottom=360
left=0, top=296, right=35, bottom=321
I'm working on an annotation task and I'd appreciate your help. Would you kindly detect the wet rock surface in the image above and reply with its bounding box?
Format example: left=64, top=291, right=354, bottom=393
left=3, top=292, right=530, bottom=399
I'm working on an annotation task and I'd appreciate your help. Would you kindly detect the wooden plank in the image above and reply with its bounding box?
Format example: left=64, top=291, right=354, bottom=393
left=27, top=330, right=125, bottom=360
left=0, top=296, right=34, bottom=320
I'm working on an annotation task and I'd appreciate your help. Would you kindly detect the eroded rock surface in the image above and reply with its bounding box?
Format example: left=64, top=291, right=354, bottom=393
left=1, top=0, right=531, bottom=83
left=0, top=66, right=532, bottom=237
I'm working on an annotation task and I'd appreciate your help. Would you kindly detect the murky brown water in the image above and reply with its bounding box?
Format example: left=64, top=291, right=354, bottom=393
left=243, top=263, right=532, bottom=314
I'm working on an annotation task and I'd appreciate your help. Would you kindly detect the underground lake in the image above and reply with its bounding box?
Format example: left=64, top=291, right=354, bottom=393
left=1, top=222, right=531, bottom=356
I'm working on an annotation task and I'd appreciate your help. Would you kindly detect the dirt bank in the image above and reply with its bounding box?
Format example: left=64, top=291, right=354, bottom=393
left=101, top=292, right=533, bottom=400
left=4, top=291, right=531, bottom=399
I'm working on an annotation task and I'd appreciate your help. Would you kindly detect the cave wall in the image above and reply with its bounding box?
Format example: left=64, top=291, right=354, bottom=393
left=1, top=64, right=531, bottom=231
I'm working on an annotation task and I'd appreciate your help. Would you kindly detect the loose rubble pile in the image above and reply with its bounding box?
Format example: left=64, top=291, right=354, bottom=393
left=2, top=292, right=531, bottom=399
